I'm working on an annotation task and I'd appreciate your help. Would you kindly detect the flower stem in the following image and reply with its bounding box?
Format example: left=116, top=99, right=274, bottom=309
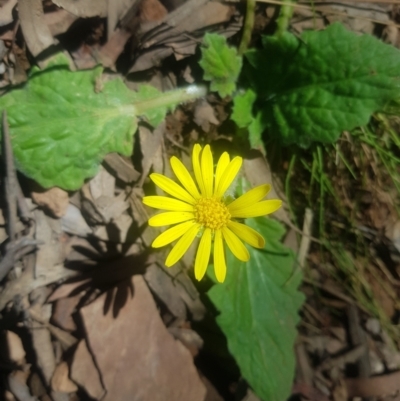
left=135, top=85, right=207, bottom=115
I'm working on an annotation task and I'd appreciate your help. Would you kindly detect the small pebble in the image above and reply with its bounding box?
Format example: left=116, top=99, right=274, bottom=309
left=365, top=318, right=380, bottom=335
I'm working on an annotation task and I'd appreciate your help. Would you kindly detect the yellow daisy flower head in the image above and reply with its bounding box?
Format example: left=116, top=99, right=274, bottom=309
left=142, top=144, right=282, bottom=283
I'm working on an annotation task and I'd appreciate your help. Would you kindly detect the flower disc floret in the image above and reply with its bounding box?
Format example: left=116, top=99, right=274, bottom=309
left=142, top=144, right=282, bottom=283
left=194, top=198, right=231, bottom=230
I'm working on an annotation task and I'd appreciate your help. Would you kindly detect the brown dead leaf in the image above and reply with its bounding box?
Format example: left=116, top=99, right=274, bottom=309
left=171, top=2, right=234, bottom=34
left=194, top=99, right=219, bottom=132
left=51, top=362, right=78, bottom=393
left=0, top=0, right=16, bottom=27
left=52, top=0, right=107, bottom=18
left=31, top=187, right=69, bottom=218
left=103, top=153, right=140, bottom=183
left=18, top=0, right=55, bottom=57
left=45, top=9, right=78, bottom=37
left=70, top=340, right=105, bottom=400
left=139, top=0, right=168, bottom=22
left=61, top=204, right=92, bottom=237
left=132, top=1, right=238, bottom=72
left=89, top=165, right=115, bottom=200
left=80, top=275, right=206, bottom=401
left=107, top=0, right=139, bottom=36
left=97, top=28, right=132, bottom=68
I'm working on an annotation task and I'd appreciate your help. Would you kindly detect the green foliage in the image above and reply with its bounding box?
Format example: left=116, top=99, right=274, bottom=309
left=0, top=61, right=205, bottom=190
left=233, top=23, right=400, bottom=147
left=208, top=217, right=304, bottom=401
left=199, top=33, right=242, bottom=97
left=231, top=89, right=256, bottom=128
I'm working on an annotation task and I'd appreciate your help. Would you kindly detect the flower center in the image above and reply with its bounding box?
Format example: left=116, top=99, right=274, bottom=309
left=194, top=198, right=231, bottom=230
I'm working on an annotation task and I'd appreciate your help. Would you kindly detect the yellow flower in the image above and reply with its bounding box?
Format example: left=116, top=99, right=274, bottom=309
left=142, top=144, right=282, bottom=283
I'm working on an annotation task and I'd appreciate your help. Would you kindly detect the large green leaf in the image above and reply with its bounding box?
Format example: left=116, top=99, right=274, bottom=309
left=208, top=217, right=304, bottom=401
left=0, top=60, right=205, bottom=190
left=240, top=23, right=400, bottom=147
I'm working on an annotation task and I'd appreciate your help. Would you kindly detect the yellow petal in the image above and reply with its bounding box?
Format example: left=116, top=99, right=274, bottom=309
left=150, top=173, right=195, bottom=204
left=227, top=221, right=265, bottom=248
left=221, top=226, right=249, bottom=262
left=215, top=156, right=242, bottom=198
left=192, top=144, right=206, bottom=196
left=194, top=228, right=212, bottom=281
left=170, top=156, right=201, bottom=199
left=228, top=184, right=271, bottom=212
left=230, top=200, right=282, bottom=218
left=214, top=152, right=230, bottom=195
left=201, top=145, right=214, bottom=198
left=152, top=221, right=196, bottom=248
left=214, top=230, right=226, bottom=283
left=148, top=212, right=195, bottom=227
left=142, top=196, right=194, bottom=212
left=165, top=223, right=201, bottom=266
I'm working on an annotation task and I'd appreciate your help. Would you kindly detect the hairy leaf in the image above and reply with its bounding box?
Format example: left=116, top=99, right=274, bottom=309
left=242, top=23, right=400, bottom=147
left=0, top=63, right=205, bottom=189
left=208, top=217, right=304, bottom=401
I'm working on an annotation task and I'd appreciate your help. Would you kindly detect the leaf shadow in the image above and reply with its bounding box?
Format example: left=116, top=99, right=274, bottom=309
left=62, top=234, right=151, bottom=319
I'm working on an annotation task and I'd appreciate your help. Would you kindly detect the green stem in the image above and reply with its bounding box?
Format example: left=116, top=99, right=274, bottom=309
left=238, top=0, right=256, bottom=56
left=275, top=0, right=295, bottom=37
left=135, top=85, right=207, bottom=115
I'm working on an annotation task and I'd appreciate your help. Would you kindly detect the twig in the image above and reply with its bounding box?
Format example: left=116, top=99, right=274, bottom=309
left=303, top=277, right=369, bottom=313
left=0, top=112, right=39, bottom=282
left=347, top=304, right=371, bottom=378
left=3, top=110, right=18, bottom=242
left=317, top=344, right=366, bottom=371
left=297, top=208, right=313, bottom=270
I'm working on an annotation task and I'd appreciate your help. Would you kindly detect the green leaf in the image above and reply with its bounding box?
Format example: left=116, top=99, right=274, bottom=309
left=199, top=33, right=242, bottom=97
left=208, top=217, right=304, bottom=401
left=243, top=23, right=400, bottom=147
left=231, top=89, right=256, bottom=128
left=0, top=63, right=206, bottom=190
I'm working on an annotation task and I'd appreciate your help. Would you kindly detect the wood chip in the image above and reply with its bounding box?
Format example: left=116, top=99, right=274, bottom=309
left=31, top=187, right=69, bottom=218
left=51, top=362, right=78, bottom=393
left=5, top=331, right=25, bottom=364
